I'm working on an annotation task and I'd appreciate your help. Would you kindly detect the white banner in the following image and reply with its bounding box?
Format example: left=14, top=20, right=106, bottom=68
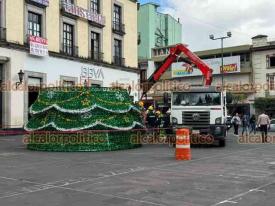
left=172, top=56, right=241, bottom=78
left=29, top=36, right=48, bottom=57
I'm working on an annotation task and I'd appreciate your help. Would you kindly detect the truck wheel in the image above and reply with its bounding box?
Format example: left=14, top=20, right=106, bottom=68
left=219, top=139, right=226, bottom=147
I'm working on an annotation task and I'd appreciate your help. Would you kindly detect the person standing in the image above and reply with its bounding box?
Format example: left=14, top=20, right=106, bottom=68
left=257, top=111, right=271, bottom=143
left=249, top=114, right=257, bottom=135
left=231, top=113, right=241, bottom=136
left=146, top=106, right=156, bottom=129
left=242, top=114, right=249, bottom=136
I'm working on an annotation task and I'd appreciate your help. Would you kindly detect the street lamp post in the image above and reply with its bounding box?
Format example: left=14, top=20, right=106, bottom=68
left=209, top=32, right=232, bottom=89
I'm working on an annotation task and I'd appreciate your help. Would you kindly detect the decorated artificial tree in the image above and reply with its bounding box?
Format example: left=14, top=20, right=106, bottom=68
left=25, top=87, right=144, bottom=152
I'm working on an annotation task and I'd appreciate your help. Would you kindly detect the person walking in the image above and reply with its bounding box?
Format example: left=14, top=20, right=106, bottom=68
left=242, top=114, right=249, bottom=136
left=231, top=113, right=241, bottom=136
left=249, top=114, right=257, bottom=135
left=257, top=111, right=271, bottom=143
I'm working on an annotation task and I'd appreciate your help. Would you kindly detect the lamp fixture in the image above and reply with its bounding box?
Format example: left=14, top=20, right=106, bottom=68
left=16, top=70, right=24, bottom=89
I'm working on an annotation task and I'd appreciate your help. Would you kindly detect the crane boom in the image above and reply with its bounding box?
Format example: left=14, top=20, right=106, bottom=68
left=142, top=44, right=213, bottom=97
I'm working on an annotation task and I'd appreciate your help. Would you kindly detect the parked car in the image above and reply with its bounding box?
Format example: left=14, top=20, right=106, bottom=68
left=269, top=119, right=275, bottom=132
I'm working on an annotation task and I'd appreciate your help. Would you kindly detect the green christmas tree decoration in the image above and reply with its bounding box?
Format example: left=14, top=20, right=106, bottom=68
left=25, top=87, right=144, bottom=152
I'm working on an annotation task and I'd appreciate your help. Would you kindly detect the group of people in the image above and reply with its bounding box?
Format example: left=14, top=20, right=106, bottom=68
left=138, top=102, right=172, bottom=138
left=145, top=106, right=171, bottom=130
left=231, top=111, right=271, bottom=143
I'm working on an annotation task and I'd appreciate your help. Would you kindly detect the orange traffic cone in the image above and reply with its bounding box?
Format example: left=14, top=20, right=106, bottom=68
left=175, top=128, right=191, bottom=160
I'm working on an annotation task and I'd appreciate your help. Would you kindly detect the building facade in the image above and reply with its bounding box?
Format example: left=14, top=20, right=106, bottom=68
left=252, top=35, right=275, bottom=98
left=138, top=3, right=182, bottom=60
left=0, top=0, right=139, bottom=129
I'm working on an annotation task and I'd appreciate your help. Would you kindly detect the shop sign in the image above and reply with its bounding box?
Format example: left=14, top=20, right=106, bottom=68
left=172, top=55, right=241, bottom=78
left=80, top=66, right=104, bottom=80
left=29, top=35, right=48, bottom=57
left=62, top=2, right=105, bottom=26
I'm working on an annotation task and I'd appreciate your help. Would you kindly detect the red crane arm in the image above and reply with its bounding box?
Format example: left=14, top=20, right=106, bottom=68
left=153, top=44, right=213, bottom=85
left=142, top=44, right=213, bottom=98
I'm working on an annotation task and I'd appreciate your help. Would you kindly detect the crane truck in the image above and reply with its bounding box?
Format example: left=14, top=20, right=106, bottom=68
left=141, top=44, right=228, bottom=147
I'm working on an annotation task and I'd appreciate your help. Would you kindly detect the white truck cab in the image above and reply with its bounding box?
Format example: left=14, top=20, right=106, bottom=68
left=171, top=86, right=227, bottom=147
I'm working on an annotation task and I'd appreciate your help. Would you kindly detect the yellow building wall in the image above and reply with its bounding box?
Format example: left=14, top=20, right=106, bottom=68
left=102, top=0, right=112, bottom=64
left=76, top=0, right=89, bottom=58
left=118, top=0, right=138, bottom=68
left=46, top=1, right=60, bottom=52
left=77, top=20, right=89, bottom=58
left=4, top=0, right=137, bottom=67
left=6, top=0, right=24, bottom=44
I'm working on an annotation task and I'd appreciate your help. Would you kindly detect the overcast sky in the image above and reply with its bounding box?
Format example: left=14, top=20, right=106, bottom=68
left=139, top=0, right=275, bottom=51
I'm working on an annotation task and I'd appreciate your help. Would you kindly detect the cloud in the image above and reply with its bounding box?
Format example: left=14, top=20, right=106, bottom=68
left=161, top=0, right=275, bottom=51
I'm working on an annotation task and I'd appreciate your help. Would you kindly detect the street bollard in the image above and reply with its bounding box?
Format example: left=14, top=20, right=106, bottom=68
left=175, top=128, right=191, bottom=160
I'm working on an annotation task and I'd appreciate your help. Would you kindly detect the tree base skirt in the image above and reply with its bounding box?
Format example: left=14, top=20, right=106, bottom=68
left=26, top=131, right=142, bottom=152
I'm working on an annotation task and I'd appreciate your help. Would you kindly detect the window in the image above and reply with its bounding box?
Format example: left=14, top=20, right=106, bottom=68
left=269, top=75, right=275, bottom=90
left=269, top=56, right=275, bottom=68
left=91, top=31, right=101, bottom=60
left=28, top=11, right=42, bottom=37
left=114, top=39, right=123, bottom=65
left=63, top=23, right=74, bottom=55
left=63, top=80, right=75, bottom=87
left=240, top=54, right=245, bottom=63
left=245, top=53, right=250, bottom=62
left=0, top=0, right=2, bottom=27
left=0, top=0, right=5, bottom=40
left=173, top=92, right=221, bottom=106
left=64, top=0, right=74, bottom=4
left=113, top=4, right=121, bottom=30
left=114, top=39, right=122, bottom=57
left=90, top=0, right=100, bottom=13
left=140, top=70, right=147, bottom=82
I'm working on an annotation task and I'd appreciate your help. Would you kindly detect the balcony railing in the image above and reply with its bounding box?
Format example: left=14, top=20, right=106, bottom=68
left=0, top=27, right=6, bottom=41
left=89, top=51, right=104, bottom=62
left=60, top=43, right=79, bottom=57
left=112, top=22, right=125, bottom=35
left=113, top=56, right=125, bottom=67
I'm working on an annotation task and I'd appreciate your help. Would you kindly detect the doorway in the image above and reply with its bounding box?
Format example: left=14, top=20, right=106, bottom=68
left=28, top=77, right=41, bottom=119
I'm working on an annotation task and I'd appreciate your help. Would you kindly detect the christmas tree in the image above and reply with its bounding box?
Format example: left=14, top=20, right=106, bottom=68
left=25, top=87, right=144, bottom=152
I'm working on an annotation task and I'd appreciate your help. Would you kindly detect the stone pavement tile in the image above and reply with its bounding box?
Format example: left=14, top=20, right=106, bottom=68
left=0, top=187, right=156, bottom=206
left=66, top=167, right=268, bottom=206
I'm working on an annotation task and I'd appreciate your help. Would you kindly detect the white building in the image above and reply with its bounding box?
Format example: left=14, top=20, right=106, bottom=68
left=251, top=35, right=275, bottom=98
left=0, top=46, right=140, bottom=129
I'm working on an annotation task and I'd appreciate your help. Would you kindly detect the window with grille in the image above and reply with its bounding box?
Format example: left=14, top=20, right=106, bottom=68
left=114, top=39, right=122, bottom=58
left=91, top=31, right=100, bottom=60
left=91, top=0, right=100, bottom=13
left=63, top=23, right=74, bottom=55
left=269, top=75, right=275, bottom=90
left=28, top=12, right=42, bottom=37
left=114, top=39, right=123, bottom=65
left=113, top=4, right=121, bottom=30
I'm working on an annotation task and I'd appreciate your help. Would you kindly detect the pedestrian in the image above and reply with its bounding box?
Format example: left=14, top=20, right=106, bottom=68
left=242, top=114, right=249, bottom=136
left=162, top=109, right=174, bottom=146
left=249, top=114, right=257, bottom=135
left=155, top=110, right=162, bottom=128
left=146, top=105, right=156, bottom=129
left=231, top=113, right=241, bottom=136
left=257, top=111, right=271, bottom=143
